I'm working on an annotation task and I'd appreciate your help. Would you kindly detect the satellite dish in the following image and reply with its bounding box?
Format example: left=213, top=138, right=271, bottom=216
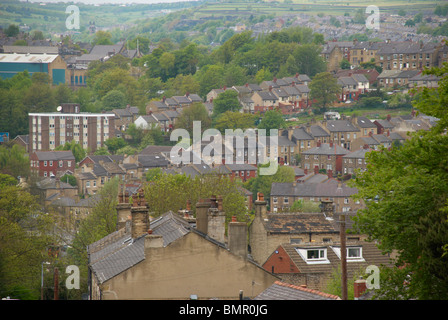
left=57, top=106, right=62, bottom=112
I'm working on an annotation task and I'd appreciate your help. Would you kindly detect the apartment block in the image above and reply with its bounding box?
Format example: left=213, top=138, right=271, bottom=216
left=29, top=103, right=115, bottom=153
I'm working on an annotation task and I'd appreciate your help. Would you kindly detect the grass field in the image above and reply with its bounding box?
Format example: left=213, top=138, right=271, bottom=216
left=194, top=0, right=441, bottom=17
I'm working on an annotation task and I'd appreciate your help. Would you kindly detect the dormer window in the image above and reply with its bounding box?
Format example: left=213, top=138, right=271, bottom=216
left=295, top=247, right=330, bottom=264
left=331, top=246, right=365, bottom=261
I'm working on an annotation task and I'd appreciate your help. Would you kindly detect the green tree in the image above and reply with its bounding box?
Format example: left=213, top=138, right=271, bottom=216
left=212, top=89, right=242, bottom=117
left=104, top=137, right=127, bottom=154
left=351, top=64, right=448, bottom=299
left=55, top=140, right=86, bottom=163
left=5, top=24, right=19, bottom=37
left=257, top=109, right=286, bottom=134
left=92, top=30, right=113, bottom=45
left=0, top=144, right=30, bottom=179
left=213, top=111, right=256, bottom=134
left=60, top=174, right=77, bottom=187
left=0, top=185, right=55, bottom=299
left=309, top=72, right=341, bottom=113
left=195, top=64, right=225, bottom=98
left=340, top=58, right=351, bottom=70
left=175, top=102, right=212, bottom=136
left=101, top=89, right=127, bottom=110
left=255, top=67, right=273, bottom=84
left=292, top=44, right=327, bottom=77
left=144, top=172, right=248, bottom=223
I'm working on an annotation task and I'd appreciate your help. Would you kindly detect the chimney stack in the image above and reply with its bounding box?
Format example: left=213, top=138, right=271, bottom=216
left=195, top=198, right=211, bottom=235
left=254, top=192, right=268, bottom=221
left=354, top=278, right=367, bottom=300
left=131, top=206, right=150, bottom=239
left=228, top=216, right=248, bottom=259
left=207, top=195, right=226, bottom=244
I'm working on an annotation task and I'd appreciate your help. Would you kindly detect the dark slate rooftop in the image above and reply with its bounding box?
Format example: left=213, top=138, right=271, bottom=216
left=271, top=179, right=357, bottom=198
left=264, top=212, right=338, bottom=234
left=301, top=143, right=350, bottom=156
left=33, top=151, right=75, bottom=161
left=326, top=120, right=360, bottom=132
left=356, top=117, right=377, bottom=128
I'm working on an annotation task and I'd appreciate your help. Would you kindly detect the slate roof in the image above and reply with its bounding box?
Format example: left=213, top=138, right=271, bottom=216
left=343, top=148, right=371, bottom=159
left=33, top=151, right=75, bottom=161
left=264, top=212, right=338, bottom=234
left=278, top=241, right=393, bottom=278
left=356, top=117, right=377, bottom=128
left=295, top=84, right=310, bottom=94
left=36, top=177, right=76, bottom=190
left=224, top=163, right=258, bottom=171
left=277, top=136, right=297, bottom=147
left=326, top=120, right=360, bottom=132
left=374, top=119, right=395, bottom=129
left=253, top=281, right=340, bottom=300
left=151, top=112, right=169, bottom=122
left=291, top=127, right=314, bottom=141
left=139, top=145, right=173, bottom=156
left=337, top=77, right=357, bottom=87
left=87, top=211, right=229, bottom=284
left=309, top=125, right=330, bottom=137
left=301, top=143, right=350, bottom=156
left=271, top=179, right=357, bottom=198
left=257, top=91, right=279, bottom=101
left=138, top=155, right=170, bottom=168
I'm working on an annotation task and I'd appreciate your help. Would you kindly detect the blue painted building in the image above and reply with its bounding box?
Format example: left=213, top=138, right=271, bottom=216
left=0, top=53, right=68, bottom=85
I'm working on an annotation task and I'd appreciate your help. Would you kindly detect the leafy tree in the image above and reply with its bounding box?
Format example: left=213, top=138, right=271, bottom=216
left=213, top=111, right=256, bottom=134
left=0, top=144, right=30, bottom=179
left=257, top=109, right=286, bottom=134
left=55, top=140, right=86, bottom=163
left=195, top=64, right=226, bottom=98
left=292, top=44, right=327, bottom=77
left=175, top=102, right=212, bottom=136
left=309, top=72, right=341, bottom=113
left=212, top=89, right=242, bottom=117
left=101, top=89, right=127, bottom=110
left=5, top=24, right=19, bottom=37
left=350, top=64, right=448, bottom=299
left=0, top=173, right=17, bottom=188
left=0, top=185, right=55, bottom=299
left=60, top=174, right=77, bottom=187
left=92, top=30, right=113, bottom=45
left=255, top=67, right=273, bottom=84
left=93, top=147, right=111, bottom=155
left=104, top=137, right=127, bottom=154
left=144, top=172, right=248, bottom=223
left=340, top=58, right=351, bottom=70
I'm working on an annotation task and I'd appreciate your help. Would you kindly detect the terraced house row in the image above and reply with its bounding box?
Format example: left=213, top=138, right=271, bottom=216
left=322, top=39, right=448, bottom=73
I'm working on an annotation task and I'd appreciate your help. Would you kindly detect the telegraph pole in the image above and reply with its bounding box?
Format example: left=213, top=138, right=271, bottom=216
left=54, top=267, right=59, bottom=300
left=340, top=213, right=348, bottom=300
